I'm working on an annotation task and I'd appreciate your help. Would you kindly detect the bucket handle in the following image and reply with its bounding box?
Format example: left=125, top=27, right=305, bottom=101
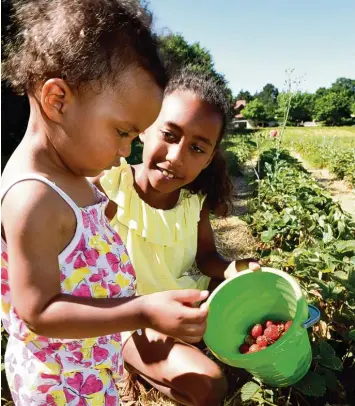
left=303, top=304, right=320, bottom=329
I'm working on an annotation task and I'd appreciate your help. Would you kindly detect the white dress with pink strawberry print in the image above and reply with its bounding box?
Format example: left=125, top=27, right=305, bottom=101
left=1, top=174, right=136, bottom=406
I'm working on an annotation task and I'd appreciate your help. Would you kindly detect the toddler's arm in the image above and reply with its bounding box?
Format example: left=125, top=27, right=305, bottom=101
left=2, top=182, right=208, bottom=342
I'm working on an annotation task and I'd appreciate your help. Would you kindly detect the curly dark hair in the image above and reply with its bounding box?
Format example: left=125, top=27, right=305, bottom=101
left=2, top=0, right=167, bottom=94
left=165, top=68, right=233, bottom=216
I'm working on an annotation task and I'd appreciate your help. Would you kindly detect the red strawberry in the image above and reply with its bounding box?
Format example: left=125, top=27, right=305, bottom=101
left=285, top=320, right=292, bottom=331
left=264, top=325, right=280, bottom=341
left=239, top=344, right=249, bottom=354
left=244, top=335, right=255, bottom=346
left=275, top=322, right=285, bottom=334
left=264, top=320, right=274, bottom=328
left=248, top=344, right=261, bottom=353
left=256, top=335, right=268, bottom=348
left=251, top=324, right=263, bottom=339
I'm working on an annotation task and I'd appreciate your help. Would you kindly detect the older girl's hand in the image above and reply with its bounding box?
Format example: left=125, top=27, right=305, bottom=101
left=224, top=259, right=261, bottom=279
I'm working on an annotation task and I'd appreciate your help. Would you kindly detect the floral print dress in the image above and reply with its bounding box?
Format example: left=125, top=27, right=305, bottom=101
left=1, top=174, right=136, bottom=406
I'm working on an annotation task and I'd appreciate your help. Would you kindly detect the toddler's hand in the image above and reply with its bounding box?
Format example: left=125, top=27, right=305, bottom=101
left=224, top=259, right=261, bottom=279
left=142, top=290, right=209, bottom=343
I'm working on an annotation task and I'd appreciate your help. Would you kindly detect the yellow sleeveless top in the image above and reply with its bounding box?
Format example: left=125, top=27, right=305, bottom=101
left=101, top=159, right=210, bottom=295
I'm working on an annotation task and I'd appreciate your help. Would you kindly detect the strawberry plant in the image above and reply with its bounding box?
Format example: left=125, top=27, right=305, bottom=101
left=222, top=135, right=257, bottom=176
left=242, top=147, right=355, bottom=404
left=262, top=126, right=355, bottom=187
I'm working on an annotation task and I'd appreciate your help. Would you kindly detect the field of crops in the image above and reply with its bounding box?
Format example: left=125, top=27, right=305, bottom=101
left=257, top=127, right=355, bottom=187
left=217, top=127, right=355, bottom=405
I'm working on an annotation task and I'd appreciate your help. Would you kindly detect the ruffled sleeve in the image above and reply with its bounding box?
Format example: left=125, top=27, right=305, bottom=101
left=101, top=159, right=206, bottom=247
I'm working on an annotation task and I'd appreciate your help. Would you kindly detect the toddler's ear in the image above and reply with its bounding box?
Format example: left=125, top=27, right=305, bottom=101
left=139, top=132, right=146, bottom=143
left=40, top=78, right=74, bottom=124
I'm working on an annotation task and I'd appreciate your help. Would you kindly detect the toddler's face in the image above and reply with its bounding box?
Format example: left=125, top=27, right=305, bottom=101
left=53, top=68, right=163, bottom=177
left=141, top=90, right=222, bottom=194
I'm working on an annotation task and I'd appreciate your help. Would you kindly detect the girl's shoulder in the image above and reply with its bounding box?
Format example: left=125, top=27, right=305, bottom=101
left=102, top=160, right=206, bottom=245
left=180, top=189, right=206, bottom=209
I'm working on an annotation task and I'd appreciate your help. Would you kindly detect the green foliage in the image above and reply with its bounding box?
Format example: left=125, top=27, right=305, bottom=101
left=235, top=90, right=254, bottom=102
left=222, top=135, right=256, bottom=176
left=158, top=34, right=214, bottom=73
left=239, top=147, right=355, bottom=403
left=241, top=99, right=269, bottom=122
left=294, top=371, right=326, bottom=397
left=255, top=83, right=279, bottom=120
left=277, top=91, right=314, bottom=124
left=269, top=126, right=355, bottom=186
left=126, top=138, right=143, bottom=165
left=313, top=91, right=352, bottom=125
left=234, top=78, right=355, bottom=128
left=158, top=33, right=234, bottom=115
left=1, top=325, right=10, bottom=398
left=330, top=77, right=355, bottom=98
left=240, top=381, right=261, bottom=402
left=329, top=150, right=355, bottom=187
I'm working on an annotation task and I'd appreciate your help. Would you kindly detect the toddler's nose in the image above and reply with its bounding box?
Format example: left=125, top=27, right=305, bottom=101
left=118, top=144, right=131, bottom=158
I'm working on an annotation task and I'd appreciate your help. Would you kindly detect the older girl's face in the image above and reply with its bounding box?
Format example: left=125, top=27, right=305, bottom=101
left=140, top=90, right=222, bottom=194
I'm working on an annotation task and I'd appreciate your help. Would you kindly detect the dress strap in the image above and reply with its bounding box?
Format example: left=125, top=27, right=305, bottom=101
left=1, top=174, right=82, bottom=221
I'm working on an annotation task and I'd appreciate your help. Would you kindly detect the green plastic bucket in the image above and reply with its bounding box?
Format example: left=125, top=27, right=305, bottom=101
left=204, top=267, right=320, bottom=387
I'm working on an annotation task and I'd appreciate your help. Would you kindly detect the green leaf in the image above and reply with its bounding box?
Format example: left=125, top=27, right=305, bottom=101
left=295, top=371, right=326, bottom=397
left=349, top=329, right=355, bottom=340
left=334, top=240, right=355, bottom=254
left=334, top=271, right=348, bottom=280
left=261, top=228, right=278, bottom=242
left=322, top=224, right=333, bottom=244
left=348, top=267, right=355, bottom=289
left=240, top=381, right=260, bottom=402
left=317, top=367, right=338, bottom=391
left=318, top=341, right=343, bottom=371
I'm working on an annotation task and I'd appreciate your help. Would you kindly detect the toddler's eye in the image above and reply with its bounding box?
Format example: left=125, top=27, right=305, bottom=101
left=117, top=129, right=130, bottom=137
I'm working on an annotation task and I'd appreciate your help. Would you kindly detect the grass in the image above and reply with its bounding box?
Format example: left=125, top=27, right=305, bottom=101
left=253, top=126, right=355, bottom=185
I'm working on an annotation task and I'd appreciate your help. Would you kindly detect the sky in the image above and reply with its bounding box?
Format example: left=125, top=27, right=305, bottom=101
left=149, top=0, right=355, bottom=96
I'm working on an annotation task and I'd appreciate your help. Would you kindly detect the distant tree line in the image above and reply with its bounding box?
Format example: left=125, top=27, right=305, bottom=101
left=236, top=78, right=355, bottom=126
left=2, top=0, right=353, bottom=169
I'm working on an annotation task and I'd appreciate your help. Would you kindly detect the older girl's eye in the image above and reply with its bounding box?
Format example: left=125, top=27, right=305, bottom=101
left=162, top=131, right=176, bottom=142
left=117, top=129, right=130, bottom=138
left=191, top=145, right=204, bottom=153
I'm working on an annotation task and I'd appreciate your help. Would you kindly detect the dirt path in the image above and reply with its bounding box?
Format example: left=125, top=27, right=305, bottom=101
left=212, top=160, right=258, bottom=260
left=293, top=153, right=355, bottom=219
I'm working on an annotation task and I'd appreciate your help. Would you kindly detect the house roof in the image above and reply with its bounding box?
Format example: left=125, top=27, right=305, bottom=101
left=234, top=99, right=247, bottom=119
left=234, top=99, right=247, bottom=110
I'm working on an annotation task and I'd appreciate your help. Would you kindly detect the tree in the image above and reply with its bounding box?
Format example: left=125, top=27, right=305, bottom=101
left=330, top=77, right=355, bottom=97
left=158, top=34, right=214, bottom=74
left=241, top=99, right=269, bottom=122
left=315, top=87, right=328, bottom=98
left=255, top=83, right=279, bottom=120
left=158, top=32, right=234, bottom=116
left=256, top=83, right=279, bottom=105
left=313, top=91, right=351, bottom=125
left=235, top=90, right=254, bottom=102
left=277, top=92, right=314, bottom=124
